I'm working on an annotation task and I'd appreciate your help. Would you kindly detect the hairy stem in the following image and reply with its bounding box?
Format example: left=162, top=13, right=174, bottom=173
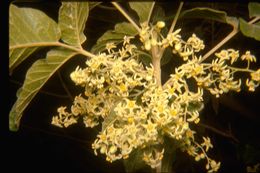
left=111, top=2, right=141, bottom=33
left=152, top=56, right=162, bottom=86
left=200, top=16, right=260, bottom=63
left=151, top=32, right=162, bottom=86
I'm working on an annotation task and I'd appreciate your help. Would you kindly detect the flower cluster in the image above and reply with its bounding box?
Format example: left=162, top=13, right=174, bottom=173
left=52, top=20, right=259, bottom=173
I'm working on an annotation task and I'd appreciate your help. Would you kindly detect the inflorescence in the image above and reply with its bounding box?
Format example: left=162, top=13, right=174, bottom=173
left=52, top=21, right=259, bottom=172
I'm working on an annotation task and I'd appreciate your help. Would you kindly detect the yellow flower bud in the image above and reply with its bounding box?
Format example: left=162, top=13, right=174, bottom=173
left=156, top=21, right=165, bottom=28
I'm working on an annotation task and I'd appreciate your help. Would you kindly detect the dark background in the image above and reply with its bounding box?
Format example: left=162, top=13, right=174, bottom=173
left=6, top=2, right=260, bottom=173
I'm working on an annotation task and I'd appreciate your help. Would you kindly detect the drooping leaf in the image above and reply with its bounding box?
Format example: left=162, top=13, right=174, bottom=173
left=129, top=2, right=154, bottom=23
left=248, top=2, right=260, bottom=18
left=91, top=22, right=138, bottom=54
left=9, top=4, right=61, bottom=73
left=59, top=2, right=89, bottom=47
left=123, top=148, right=147, bottom=173
left=239, top=18, right=260, bottom=41
left=9, top=48, right=77, bottom=131
left=180, top=7, right=238, bottom=27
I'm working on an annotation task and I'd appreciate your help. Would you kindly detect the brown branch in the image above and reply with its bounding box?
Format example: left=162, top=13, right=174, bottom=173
left=198, top=122, right=239, bottom=143
left=21, top=124, right=92, bottom=145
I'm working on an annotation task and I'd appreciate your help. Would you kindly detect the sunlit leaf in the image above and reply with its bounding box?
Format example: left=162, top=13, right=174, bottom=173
left=9, top=4, right=61, bottom=73
left=248, top=2, right=260, bottom=18
left=9, top=48, right=77, bottom=131
left=129, top=2, right=154, bottom=23
left=59, top=2, right=89, bottom=47
left=239, top=18, right=260, bottom=41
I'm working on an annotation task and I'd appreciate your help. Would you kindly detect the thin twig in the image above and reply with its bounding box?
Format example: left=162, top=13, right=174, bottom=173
left=21, top=124, right=92, bottom=145
left=10, top=79, right=70, bottom=98
left=168, top=1, right=184, bottom=34
left=111, top=2, right=141, bottom=33
left=97, top=4, right=117, bottom=10
left=198, top=122, right=239, bottom=143
left=147, top=2, right=155, bottom=24
left=200, top=16, right=260, bottom=63
left=57, top=70, right=74, bottom=101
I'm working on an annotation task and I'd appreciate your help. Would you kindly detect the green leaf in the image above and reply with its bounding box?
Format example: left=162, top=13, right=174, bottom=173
left=129, top=2, right=154, bottom=23
left=59, top=2, right=89, bottom=47
left=180, top=7, right=238, bottom=26
left=9, top=4, right=61, bottom=74
left=239, top=18, right=260, bottom=41
left=9, top=48, right=77, bottom=131
left=249, top=2, right=260, bottom=18
left=123, top=148, right=147, bottom=173
left=91, top=22, right=138, bottom=54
